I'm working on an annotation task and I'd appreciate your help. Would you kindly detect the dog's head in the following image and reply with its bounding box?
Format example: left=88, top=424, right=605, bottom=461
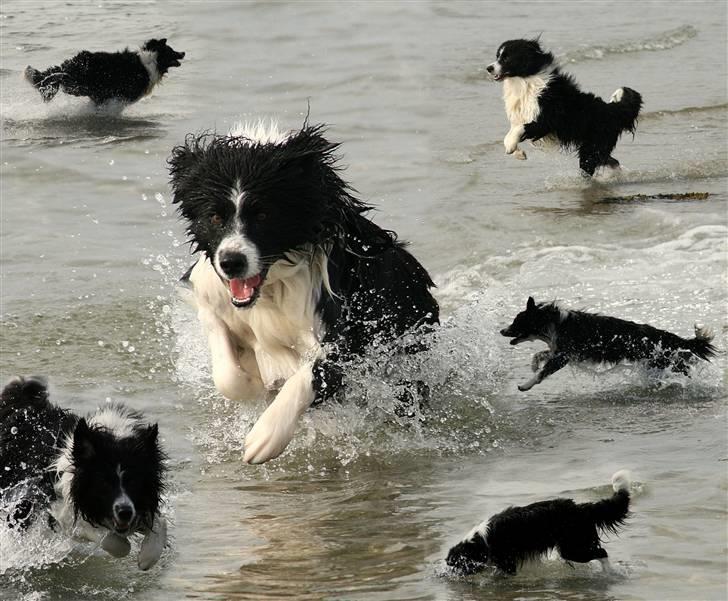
left=486, top=38, right=554, bottom=81
left=142, top=38, right=185, bottom=75
left=169, top=123, right=360, bottom=309
left=68, top=416, right=165, bottom=535
left=446, top=533, right=490, bottom=575
left=500, top=296, right=561, bottom=345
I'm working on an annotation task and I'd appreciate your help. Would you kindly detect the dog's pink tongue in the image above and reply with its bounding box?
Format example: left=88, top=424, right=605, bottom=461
left=230, top=274, right=262, bottom=301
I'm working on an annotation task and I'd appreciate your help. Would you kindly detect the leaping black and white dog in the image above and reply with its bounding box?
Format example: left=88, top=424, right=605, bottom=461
left=447, top=471, right=632, bottom=576
left=169, top=121, right=439, bottom=464
left=487, top=38, right=642, bottom=175
left=0, top=376, right=167, bottom=570
left=24, top=38, right=184, bottom=106
left=501, top=297, right=717, bottom=391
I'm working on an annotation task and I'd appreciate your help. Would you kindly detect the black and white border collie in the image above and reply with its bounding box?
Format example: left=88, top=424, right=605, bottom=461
left=501, top=297, right=717, bottom=391
left=0, top=376, right=167, bottom=570
left=24, top=38, right=184, bottom=106
left=169, top=121, right=439, bottom=465
left=446, top=470, right=632, bottom=576
left=487, top=38, right=642, bottom=175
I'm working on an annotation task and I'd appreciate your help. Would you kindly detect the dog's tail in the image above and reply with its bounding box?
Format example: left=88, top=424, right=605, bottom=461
left=608, top=87, right=643, bottom=134
left=582, top=470, right=631, bottom=536
left=689, top=325, right=717, bottom=361
left=0, top=375, right=51, bottom=422
left=24, top=65, right=63, bottom=102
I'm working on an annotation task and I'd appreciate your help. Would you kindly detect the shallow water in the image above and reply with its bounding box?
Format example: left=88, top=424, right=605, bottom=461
left=1, top=1, right=727, bottom=600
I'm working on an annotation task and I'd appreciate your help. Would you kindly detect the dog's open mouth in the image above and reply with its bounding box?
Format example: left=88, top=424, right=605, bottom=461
left=493, top=74, right=504, bottom=81
left=112, top=520, right=134, bottom=535
left=500, top=328, right=526, bottom=345
left=228, top=273, right=264, bottom=308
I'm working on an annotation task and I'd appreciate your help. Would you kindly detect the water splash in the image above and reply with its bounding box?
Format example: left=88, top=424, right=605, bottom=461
left=543, top=157, right=728, bottom=191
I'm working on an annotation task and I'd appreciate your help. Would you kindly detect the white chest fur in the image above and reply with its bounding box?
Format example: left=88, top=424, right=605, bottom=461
left=189, top=252, right=326, bottom=389
left=502, top=73, right=551, bottom=126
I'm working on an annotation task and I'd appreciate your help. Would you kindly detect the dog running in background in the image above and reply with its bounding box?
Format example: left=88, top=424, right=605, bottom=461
left=169, top=121, right=439, bottom=465
left=501, top=297, right=717, bottom=391
left=487, top=38, right=642, bottom=175
left=447, top=470, right=632, bottom=576
left=24, top=38, right=184, bottom=106
left=0, top=376, right=167, bottom=570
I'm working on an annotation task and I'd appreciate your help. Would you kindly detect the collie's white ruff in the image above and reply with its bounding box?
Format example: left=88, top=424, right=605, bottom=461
left=502, top=71, right=553, bottom=158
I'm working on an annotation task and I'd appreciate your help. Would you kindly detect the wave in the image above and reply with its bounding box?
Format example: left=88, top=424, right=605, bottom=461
left=560, top=25, right=698, bottom=63
left=640, top=102, right=728, bottom=122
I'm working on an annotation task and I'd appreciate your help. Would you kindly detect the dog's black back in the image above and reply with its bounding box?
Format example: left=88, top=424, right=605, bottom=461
left=532, top=74, right=642, bottom=170
left=0, top=377, right=77, bottom=524
left=318, top=212, right=439, bottom=357
left=53, top=50, right=152, bottom=105
left=557, top=309, right=715, bottom=371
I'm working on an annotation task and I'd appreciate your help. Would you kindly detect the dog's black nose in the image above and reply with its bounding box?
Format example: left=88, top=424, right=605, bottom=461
left=114, top=502, right=135, bottom=523
left=500, top=328, right=510, bottom=336
left=219, top=251, right=248, bottom=278
left=178, top=51, right=185, bottom=58
left=486, top=64, right=494, bottom=73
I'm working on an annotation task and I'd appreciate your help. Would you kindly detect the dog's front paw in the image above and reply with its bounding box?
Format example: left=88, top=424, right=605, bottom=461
left=244, top=401, right=298, bottom=464
left=101, top=532, right=131, bottom=558
left=138, top=517, right=167, bottom=571
left=517, top=375, right=539, bottom=392
left=504, top=126, right=524, bottom=155
left=244, top=368, right=314, bottom=464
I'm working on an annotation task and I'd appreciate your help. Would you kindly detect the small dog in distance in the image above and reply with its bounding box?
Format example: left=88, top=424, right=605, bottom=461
left=501, top=297, right=716, bottom=391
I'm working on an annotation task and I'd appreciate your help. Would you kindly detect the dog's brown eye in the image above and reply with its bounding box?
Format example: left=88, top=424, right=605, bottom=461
left=210, top=214, right=223, bottom=226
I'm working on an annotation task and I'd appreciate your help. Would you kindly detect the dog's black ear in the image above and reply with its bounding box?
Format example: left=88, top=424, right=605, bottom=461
left=160, top=38, right=167, bottom=45
left=143, top=423, right=159, bottom=446
left=72, top=418, right=96, bottom=461
left=286, top=124, right=340, bottom=167
left=527, top=296, right=536, bottom=311
left=168, top=137, right=203, bottom=194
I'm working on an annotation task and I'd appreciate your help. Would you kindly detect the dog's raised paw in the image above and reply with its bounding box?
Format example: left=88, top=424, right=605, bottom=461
left=243, top=404, right=297, bottom=464
left=138, top=517, right=167, bottom=571
left=101, top=532, right=131, bottom=558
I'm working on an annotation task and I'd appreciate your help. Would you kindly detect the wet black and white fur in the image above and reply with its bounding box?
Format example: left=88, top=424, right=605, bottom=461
left=446, top=471, right=631, bottom=576
left=0, top=376, right=167, bottom=570
left=487, top=38, right=642, bottom=175
left=501, top=297, right=717, bottom=391
left=169, top=121, right=439, bottom=465
left=24, top=38, right=184, bottom=106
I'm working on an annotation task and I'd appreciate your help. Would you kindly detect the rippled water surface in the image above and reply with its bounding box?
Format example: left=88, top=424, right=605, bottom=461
left=1, top=2, right=726, bottom=600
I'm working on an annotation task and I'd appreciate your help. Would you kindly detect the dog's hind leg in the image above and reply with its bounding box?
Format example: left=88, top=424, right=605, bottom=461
left=518, top=353, right=568, bottom=391
left=578, top=148, right=598, bottom=177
